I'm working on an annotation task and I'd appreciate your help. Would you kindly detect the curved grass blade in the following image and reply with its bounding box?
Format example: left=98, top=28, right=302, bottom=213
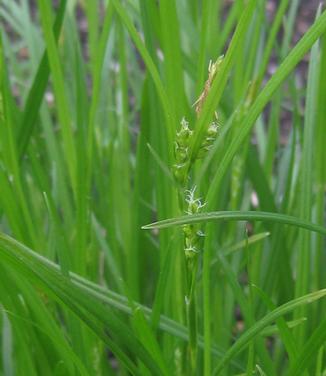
left=201, top=232, right=270, bottom=277
left=159, top=0, right=187, bottom=123
left=205, top=8, right=326, bottom=208
left=36, top=0, right=77, bottom=189
left=0, top=269, right=90, bottom=376
left=0, top=232, right=167, bottom=376
left=217, top=255, right=276, bottom=374
left=77, top=0, right=114, bottom=276
left=252, top=285, right=297, bottom=363
left=212, top=290, right=326, bottom=375
left=288, top=317, right=326, bottom=376
left=222, top=232, right=270, bottom=256
left=142, top=211, right=326, bottom=236
left=111, top=0, right=174, bottom=147
left=189, top=0, right=258, bottom=163
left=0, top=231, right=244, bottom=371
left=260, top=318, right=306, bottom=337
left=18, top=0, right=67, bottom=159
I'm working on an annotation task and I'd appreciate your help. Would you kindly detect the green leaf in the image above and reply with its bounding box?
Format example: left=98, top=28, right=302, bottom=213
left=17, top=0, right=67, bottom=158
left=205, top=8, right=326, bottom=208
left=294, top=8, right=321, bottom=345
left=213, top=290, right=326, bottom=374
left=142, top=211, right=326, bottom=236
left=0, top=232, right=166, bottom=376
left=36, top=0, right=77, bottom=190
left=189, top=0, right=258, bottom=162
left=288, top=317, right=326, bottom=375
left=111, top=0, right=175, bottom=148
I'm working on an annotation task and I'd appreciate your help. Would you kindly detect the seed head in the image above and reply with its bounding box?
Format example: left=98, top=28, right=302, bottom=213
left=185, top=245, right=199, bottom=259
left=197, top=120, right=220, bottom=159
left=183, top=187, right=205, bottom=260
left=176, top=118, right=193, bottom=148
left=173, top=118, right=193, bottom=185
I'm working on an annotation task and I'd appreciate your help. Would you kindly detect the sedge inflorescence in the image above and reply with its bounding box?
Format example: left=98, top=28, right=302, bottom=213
left=172, top=115, right=219, bottom=186
left=183, top=187, right=205, bottom=259
left=172, top=57, right=223, bottom=259
left=171, top=57, right=223, bottom=372
left=173, top=117, right=193, bottom=186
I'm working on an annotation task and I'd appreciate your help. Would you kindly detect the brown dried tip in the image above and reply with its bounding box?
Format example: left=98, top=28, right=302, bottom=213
left=193, top=56, right=224, bottom=116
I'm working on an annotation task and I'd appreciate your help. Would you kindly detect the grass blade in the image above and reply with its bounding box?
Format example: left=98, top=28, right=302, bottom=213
left=142, top=211, right=326, bottom=236
left=17, top=0, right=67, bottom=158
left=213, top=290, right=326, bottom=375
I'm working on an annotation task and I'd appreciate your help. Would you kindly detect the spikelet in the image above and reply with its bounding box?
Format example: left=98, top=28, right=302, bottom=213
left=183, top=187, right=205, bottom=259
left=173, top=118, right=193, bottom=185
left=197, top=115, right=220, bottom=159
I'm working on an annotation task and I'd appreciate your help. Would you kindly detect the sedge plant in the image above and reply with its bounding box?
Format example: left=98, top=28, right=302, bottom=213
left=0, top=0, right=325, bottom=375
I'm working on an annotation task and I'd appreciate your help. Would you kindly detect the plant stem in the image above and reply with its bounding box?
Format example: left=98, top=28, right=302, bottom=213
left=185, top=253, right=199, bottom=374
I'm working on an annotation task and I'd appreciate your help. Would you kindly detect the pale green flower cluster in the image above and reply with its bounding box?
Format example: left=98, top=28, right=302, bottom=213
left=172, top=117, right=219, bottom=185
left=197, top=120, right=219, bottom=159
left=172, top=118, right=193, bottom=186
left=183, top=187, right=205, bottom=259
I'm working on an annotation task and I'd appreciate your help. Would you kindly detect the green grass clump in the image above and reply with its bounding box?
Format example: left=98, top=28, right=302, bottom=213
left=0, top=0, right=325, bottom=375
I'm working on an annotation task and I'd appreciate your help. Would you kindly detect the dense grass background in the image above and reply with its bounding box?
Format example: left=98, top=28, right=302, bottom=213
left=0, top=0, right=325, bottom=374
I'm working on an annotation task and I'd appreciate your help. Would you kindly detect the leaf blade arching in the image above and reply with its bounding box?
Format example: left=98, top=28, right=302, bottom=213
left=205, top=8, right=326, bottom=208
left=17, top=0, right=67, bottom=159
left=0, top=232, right=166, bottom=376
left=212, top=290, right=326, bottom=375
left=142, top=210, right=326, bottom=237
left=0, top=231, right=244, bottom=370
